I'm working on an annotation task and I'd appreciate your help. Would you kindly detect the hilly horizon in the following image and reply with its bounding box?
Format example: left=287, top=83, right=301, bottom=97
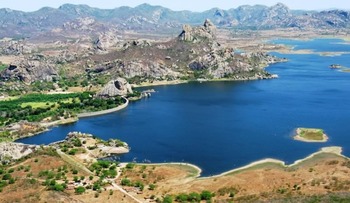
left=2, top=2, right=349, bottom=13
left=0, top=2, right=349, bottom=38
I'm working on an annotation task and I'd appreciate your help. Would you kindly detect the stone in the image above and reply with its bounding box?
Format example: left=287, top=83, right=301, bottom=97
left=96, top=77, right=133, bottom=97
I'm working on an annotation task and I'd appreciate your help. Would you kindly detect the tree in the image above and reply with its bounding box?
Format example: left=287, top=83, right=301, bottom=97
left=201, top=190, right=214, bottom=200
left=176, top=193, right=188, bottom=202
left=149, top=184, right=156, bottom=190
left=163, top=195, right=173, bottom=203
left=188, top=192, right=201, bottom=201
left=75, top=186, right=86, bottom=194
left=54, top=183, right=65, bottom=191
left=121, top=178, right=131, bottom=186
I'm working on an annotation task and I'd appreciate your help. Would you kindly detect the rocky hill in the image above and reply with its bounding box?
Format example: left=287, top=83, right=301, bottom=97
left=0, top=20, right=282, bottom=89
left=0, top=3, right=349, bottom=38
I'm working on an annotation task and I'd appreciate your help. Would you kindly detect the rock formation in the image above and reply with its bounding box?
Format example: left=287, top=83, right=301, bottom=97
left=93, top=31, right=119, bottom=51
left=96, top=77, right=133, bottom=97
left=0, top=142, right=37, bottom=163
left=0, top=56, right=59, bottom=83
left=179, top=19, right=216, bottom=42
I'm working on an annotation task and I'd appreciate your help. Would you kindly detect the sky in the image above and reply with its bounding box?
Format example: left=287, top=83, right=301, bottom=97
left=1, top=0, right=349, bottom=12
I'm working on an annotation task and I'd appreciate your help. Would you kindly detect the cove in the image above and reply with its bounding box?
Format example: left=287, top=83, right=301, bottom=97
left=17, top=39, right=350, bottom=176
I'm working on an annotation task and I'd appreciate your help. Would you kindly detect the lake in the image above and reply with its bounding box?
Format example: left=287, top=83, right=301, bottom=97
left=17, top=38, right=350, bottom=176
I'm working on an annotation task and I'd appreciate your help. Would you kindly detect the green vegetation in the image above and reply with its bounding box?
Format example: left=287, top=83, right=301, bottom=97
left=120, top=178, right=145, bottom=191
left=125, top=163, right=136, bottom=169
left=0, top=92, right=125, bottom=127
left=75, top=186, right=86, bottom=194
left=0, top=63, right=7, bottom=72
left=169, top=191, right=215, bottom=203
left=297, top=128, right=326, bottom=141
left=89, top=160, right=118, bottom=179
left=0, top=131, right=12, bottom=142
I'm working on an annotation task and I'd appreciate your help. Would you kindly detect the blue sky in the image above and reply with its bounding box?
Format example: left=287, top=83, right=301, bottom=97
left=1, top=0, right=349, bottom=12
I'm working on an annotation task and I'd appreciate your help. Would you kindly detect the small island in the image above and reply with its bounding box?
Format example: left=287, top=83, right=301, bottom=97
left=294, top=128, right=328, bottom=142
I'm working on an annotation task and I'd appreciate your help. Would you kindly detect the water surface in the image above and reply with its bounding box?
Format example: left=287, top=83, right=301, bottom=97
left=18, top=39, right=350, bottom=176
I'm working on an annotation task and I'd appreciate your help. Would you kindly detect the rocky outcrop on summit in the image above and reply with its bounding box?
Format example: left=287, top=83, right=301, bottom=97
left=179, top=19, right=216, bottom=42
left=96, top=78, right=133, bottom=97
left=84, top=20, right=282, bottom=83
left=93, top=32, right=119, bottom=51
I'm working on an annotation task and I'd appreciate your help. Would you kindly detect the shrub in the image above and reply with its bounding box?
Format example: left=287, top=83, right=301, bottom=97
left=75, top=186, right=85, bottom=194
left=121, top=178, right=131, bottom=186
left=8, top=178, right=15, bottom=184
left=163, top=195, right=173, bottom=203
left=2, top=173, right=11, bottom=180
left=201, top=190, right=214, bottom=200
left=126, top=163, right=135, bottom=169
left=54, top=183, right=65, bottom=192
left=149, top=184, right=156, bottom=190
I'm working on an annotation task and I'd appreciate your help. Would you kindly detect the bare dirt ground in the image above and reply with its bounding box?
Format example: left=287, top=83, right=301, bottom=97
left=1, top=146, right=350, bottom=202
left=117, top=153, right=350, bottom=202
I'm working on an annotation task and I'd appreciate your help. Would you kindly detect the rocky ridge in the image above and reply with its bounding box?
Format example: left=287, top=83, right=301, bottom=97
left=0, top=3, right=349, bottom=38
left=0, top=20, right=283, bottom=86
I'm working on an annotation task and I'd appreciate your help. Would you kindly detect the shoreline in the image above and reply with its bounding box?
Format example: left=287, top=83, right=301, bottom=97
left=77, top=97, right=129, bottom=118
left=132, top=146, right=345, bottom=179
left=132, top=80, right=189, bottom=88
left=132, top=74, right=280, bottom=88
left=13, top=98, right=129, bottom=142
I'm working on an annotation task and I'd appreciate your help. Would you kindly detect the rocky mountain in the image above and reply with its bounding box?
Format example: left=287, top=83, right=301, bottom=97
left=0, top=3, right=349, bottom=38
left=0, top=20, right=282, bottom=86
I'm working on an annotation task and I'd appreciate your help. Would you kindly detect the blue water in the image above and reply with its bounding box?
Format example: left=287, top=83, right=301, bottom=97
left=17, top=39, right=350, bottom=176
left=272, top=38, right=350, bottom=53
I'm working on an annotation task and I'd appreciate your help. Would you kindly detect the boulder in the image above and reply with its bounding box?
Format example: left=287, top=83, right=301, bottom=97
left=96, top=78, right=133, bottom=97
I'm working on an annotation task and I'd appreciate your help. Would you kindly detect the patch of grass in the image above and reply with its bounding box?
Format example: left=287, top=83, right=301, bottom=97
left=20, top=102, right=54, bottom=109
left=299, top=128, right=324, bottom=141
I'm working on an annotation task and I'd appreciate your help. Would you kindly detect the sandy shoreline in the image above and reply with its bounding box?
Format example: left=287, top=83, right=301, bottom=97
left=132, top=75, right=280, bottom=88
left=135, top=162, right=202, bottom=177
left=132, top=146, right=345, bottom=179
left=77, top=97, right=129, bottom=118
left=132, top=80, right=188, bottom=88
